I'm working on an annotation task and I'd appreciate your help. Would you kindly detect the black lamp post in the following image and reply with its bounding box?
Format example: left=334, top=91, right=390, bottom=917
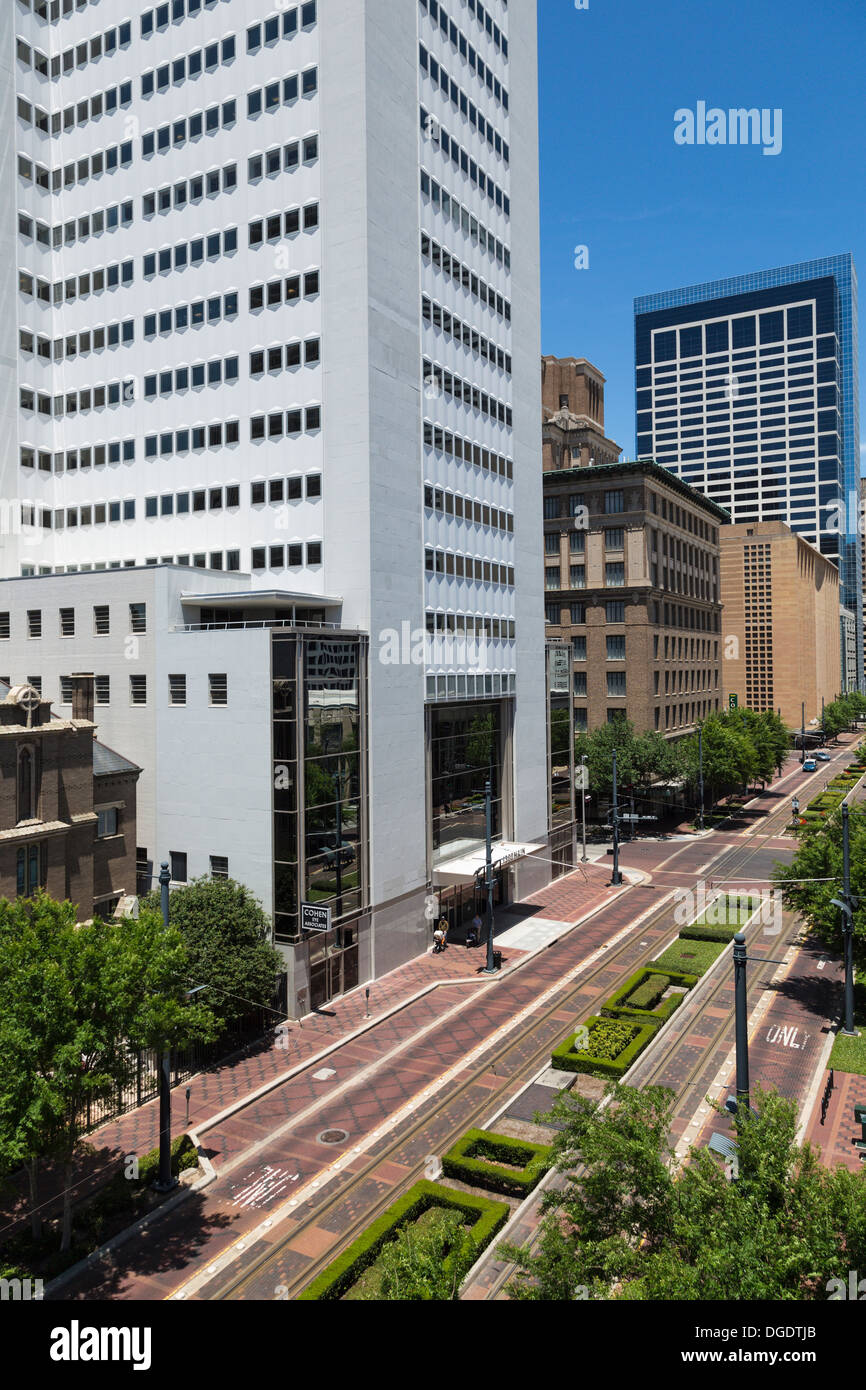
left=610, top=747, right=622, bottom=885
left=698, top=723, right=705, bottom=832
left=483, top=780, right=497, bottom=974
left=153, top=862, right=207, bottom=1192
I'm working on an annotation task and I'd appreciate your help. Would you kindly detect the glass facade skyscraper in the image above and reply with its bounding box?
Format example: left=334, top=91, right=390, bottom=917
left=634, top=255, right=861, bottom=688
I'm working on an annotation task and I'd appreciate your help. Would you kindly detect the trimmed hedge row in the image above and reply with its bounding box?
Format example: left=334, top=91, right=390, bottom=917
left=297, top=1181, right=509, bottom=1301
left=551, top=1016, right=658, bottom=1077
left=601, top=966, right=698, bottom=1024
left=442, top=1128, right=552, bottom=1197
left=679, top=922, right=738, bottom=943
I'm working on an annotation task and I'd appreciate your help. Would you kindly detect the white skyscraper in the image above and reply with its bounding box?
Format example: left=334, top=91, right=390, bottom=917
left=2, top=0, right=548, bottom=1004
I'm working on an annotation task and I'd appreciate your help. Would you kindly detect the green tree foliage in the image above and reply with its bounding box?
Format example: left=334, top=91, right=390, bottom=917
left=822, top=692, right=866, bottom=741
left=775, top=806, right=866, bottom=972
left=678, top=714, right=757, bottom=805
left=504, top=1082, right=866, bottom=1300
left=375, top=1209, right=474, bottom=1300
left=148, top=877, right=284, bottom=1033
left=0, top=894, right=214, bottom=1250
left=466, top=712, right=495, bottom=771
left=577, top=708, right=782, bottom=813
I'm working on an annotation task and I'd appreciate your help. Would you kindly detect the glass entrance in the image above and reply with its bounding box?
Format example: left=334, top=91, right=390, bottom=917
left=307, top=923, right=360, bottom=1009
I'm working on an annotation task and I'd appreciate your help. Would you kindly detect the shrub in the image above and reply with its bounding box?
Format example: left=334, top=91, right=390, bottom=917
left=602, top=967, right=698, bottom=1023
left=551, top=1016, right=657, bottom=1078
left=625, top=973, right=669, bottom=1010
left=679, top=923, right=737, bottom=943
left=442, top=1129, right=553, bottom=1197
left=298, top=1181, right=508, bottom=1301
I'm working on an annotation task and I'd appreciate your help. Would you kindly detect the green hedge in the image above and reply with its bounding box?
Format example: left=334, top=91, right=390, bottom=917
left=551, top=1015, right=658, bottom=1078
left=441, top=1129, right=552, bottom=1197
left=679, top=922, right=737, bottom=943
left=601, top=966, right=698, bottom=1024
left=297, top=1181, right=509, bottom=1301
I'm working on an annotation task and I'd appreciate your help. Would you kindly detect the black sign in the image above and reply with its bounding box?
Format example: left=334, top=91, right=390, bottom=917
left=301, top=903, right=332, bottom=934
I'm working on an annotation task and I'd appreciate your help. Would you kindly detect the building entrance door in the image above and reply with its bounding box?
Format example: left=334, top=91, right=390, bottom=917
left=308, top=924, right=359, bottom=1010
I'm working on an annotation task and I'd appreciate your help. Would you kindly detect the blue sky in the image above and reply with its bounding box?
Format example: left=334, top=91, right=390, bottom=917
left=538, top=0, right=865, bottom=465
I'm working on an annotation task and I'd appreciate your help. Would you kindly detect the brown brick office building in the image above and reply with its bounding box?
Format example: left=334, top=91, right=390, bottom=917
left=0, top=676, right=140, bottom=916
left=542, top=359, right=727, bottom=736
left=719, top=520, right=841, bottom=729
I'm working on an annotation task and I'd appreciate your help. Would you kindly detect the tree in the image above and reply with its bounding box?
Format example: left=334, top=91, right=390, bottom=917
left=0, top=895, right=215, bottom=1250
left=681, top=715, right=756, bottom=807
left=504, top=1082, right=866, bottom=1301
left=375, top=1209, right=474, bottom=1300
left=149, top=877, right=284, bottom=1034
left=576, top=718, right=638, bottom=799
left=775, top=806, right=866, bottom=972
left=466, top=712, right=495, bottom=772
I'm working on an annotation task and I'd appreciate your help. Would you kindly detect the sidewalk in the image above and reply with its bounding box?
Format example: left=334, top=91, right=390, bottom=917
left=0, top=860, right=621, bottom=1244
left=804, top=1069, right=866, bottom=1173
left=691, top=936, right=844, bottom=1161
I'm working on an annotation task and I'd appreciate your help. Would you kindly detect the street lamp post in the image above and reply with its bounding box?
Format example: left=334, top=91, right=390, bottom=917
left=698, top=723, right=705, bottom=832
left=733, top=932, right=750, bottom=1109
left=800, top=702, right=806, bottom=764
left=836, top=803, right=859, bottom=1037
left=153, top=863, right=208, bottom=1193
left=580, top=754, right=588, bottom=862
left=154, top=862, right=177, bottom=1193
left=610, top=748, right=623, bottom=886
left=483, top=780, right=497, bottom=974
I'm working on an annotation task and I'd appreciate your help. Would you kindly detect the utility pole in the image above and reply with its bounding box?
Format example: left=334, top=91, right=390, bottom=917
left=836, top=803, right=858, bottom=1036
left=698, top=723, right=705, bottom=832
left=154, top=862, right=178, bottom=1193
left=483, top=779, right=497, bottom=974
left=733, top=932, right=750, bottom=1109
left=800, top=701, right=806, bottom=764
left=610, top=747, right=622, bottom=886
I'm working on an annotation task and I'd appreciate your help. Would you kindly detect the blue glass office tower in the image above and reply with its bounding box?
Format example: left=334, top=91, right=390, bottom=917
left=634, top=255, right=861, bottom=688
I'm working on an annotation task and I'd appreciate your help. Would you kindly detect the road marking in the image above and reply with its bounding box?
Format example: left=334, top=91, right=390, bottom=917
left=230, top=1167, right=300, bottom=1210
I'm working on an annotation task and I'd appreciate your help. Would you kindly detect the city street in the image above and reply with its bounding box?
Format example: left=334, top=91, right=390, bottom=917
left=37, top=737, right=861, bottom=1302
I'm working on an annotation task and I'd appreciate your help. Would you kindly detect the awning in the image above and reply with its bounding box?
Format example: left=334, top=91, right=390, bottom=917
left=433, top=841, right=545, bottom=886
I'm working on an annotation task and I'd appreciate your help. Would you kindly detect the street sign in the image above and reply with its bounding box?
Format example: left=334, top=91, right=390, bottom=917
left=575, top=765, right=589, bottom=791
left=301, top=903, right=332, bottom=935
left=729, top=694, right=738, bottom=711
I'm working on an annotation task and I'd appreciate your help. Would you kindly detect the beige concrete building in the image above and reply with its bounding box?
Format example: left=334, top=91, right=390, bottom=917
left=719, top=521, right=841, bottom=729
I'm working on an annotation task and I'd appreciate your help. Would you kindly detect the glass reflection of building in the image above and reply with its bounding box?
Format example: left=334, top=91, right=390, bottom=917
left=272, top=632, right=368, bottom=944
left=430, top=703, right=503, bottom=861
